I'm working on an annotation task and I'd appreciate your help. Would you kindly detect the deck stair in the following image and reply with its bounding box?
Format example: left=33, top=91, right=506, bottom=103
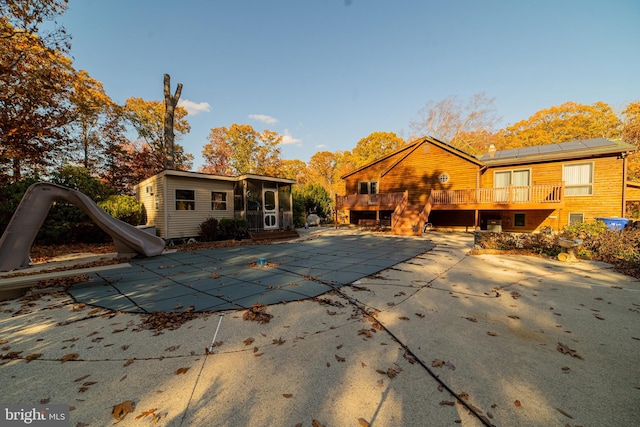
left=391, top=193, right=432, bottom=236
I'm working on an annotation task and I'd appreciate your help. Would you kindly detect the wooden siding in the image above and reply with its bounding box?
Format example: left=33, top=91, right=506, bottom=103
left=135, top=175, right=166, bottom=238
left=344, top=141, right=480, bottom=205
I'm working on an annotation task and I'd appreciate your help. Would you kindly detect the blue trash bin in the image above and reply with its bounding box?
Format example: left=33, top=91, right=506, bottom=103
left=595, top=217, right=630, bottom=230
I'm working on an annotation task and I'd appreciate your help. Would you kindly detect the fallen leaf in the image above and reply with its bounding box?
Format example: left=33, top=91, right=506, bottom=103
left=557, top=342, right=583, bottom=359
left=112, top=400, right=135, bottom=422
left=511, top=291, right=520, bottom=299
left=78, top=387, right=89, bottom=393
left=254, top=352, right=264, bottom=357
left=40, top=398, right=50, bottom=404
left=403, top=351, right=416, bottom=364
left=594, top=315, right=605, bottom=320
left=335, top=354, right=346, bottom=362
left=61, top=353, right=79, bottom=363
left=82, top=381, right=96, bottom=386
left=439, top=400, right=455, bottom=406
left=243, top=303, right=273, bottom=324
left=119, top=375, right=127, bottom=382
left=121, top=345, right=130, bottom=351
left=112, top=328, right=126, bottom=333
left=514, top=400, right=522, bottom=407
left=487, top=331, right=498, bottom=336
left=556, top=407, right=573, bottom=419
left=336, top=344, right=343, bottom=350
left=243, top=337, right=255, bottom=346
left=386, top=367, right=400, bottom=378
left=175, top=367, right=190, bottom=375
left=398, top=316, right=410, bottom=321
left=312, top=420, right=326, bottom=427
left=164, top=345, right=180, bottom=352
left=508, top=315, right=520, bottom=320
left=283, top=394, right=293, bottom=398
left=25, top=353, right=42, bottom=363
left=74, top=375, right=90, bottom=382
left=358, top=328, right=373, bottom=338
left=432, top=359, right=445, bottom=368
left=415, top=312, right=425, bottom=318
left=464, top=317, right=477, bottom=322
left=273, top=337, right=286, bottom=345
left=87, top=308, right=101, bottom=315
left=123, top=358, right=135, bottom=367
left=327, top=310, right=337, bottom=315
left=357, top=418, right=370, bottom=427
left=136, top=408, right=158, bottom=420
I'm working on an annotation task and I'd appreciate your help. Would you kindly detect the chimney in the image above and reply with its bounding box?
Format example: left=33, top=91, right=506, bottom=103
left=488, top=144, right=496, bottom=158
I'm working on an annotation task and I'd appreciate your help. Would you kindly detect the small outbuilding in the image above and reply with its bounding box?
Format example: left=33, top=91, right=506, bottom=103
left=135, top=170, right=296, bottom=241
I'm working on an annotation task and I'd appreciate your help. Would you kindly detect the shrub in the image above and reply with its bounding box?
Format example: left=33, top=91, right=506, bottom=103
left=98, top=195, right=144, bottom=225
left=218, top=218, right=249, bottom=240
left=198, top=217, right=219, bottom=242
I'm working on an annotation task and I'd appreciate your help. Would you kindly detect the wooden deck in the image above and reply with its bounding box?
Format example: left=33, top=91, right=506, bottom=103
left=337, top=184, right=564, bottom=211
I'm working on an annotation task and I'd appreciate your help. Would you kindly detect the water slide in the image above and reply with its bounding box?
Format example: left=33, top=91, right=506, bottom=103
left=0, top=182, right=165, bottom=272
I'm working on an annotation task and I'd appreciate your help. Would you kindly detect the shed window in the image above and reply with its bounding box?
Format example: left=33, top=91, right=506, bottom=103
left=211, top=192, right=227, bottom=210
left=175, top=189, right=195, bottom=210
left=563, top=163, right=593, bottom=196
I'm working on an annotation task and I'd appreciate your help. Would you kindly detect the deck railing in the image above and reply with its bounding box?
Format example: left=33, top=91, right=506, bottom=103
left=337, top=184, right=564, bottom=209
left=430, top=184, right=564, bottom=205
left=336, top=192, right=406, bottom=209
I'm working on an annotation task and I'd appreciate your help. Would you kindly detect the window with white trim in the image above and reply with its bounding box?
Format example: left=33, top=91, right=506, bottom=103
left=175, top=189, right=195, bottom=210
left=358, top=180, right=378, bottom=194
left=568, top=213, right=584, bottom=225
left=211, top=191, right=227, bottom=210
left=563, top=163, right=593, bottom=196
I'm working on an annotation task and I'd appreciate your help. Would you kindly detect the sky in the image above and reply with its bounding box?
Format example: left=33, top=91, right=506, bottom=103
left=60, top=0, right=640, bottom=170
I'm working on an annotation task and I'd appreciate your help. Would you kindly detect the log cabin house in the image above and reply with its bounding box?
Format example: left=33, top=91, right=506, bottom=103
left=135, top=170, right=296, bottom=242
left=336, top=137, right=636, bottom=235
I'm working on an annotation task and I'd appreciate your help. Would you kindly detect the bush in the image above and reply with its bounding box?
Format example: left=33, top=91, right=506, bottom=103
left=98, top=195, right=144, bottom=225
left=198, top=217, right=219, bottom=242
left=218, top=218, right=249, bottom=240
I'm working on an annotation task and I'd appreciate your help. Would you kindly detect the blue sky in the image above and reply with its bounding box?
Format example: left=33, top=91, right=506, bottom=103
left=62, top=0, right=640, bottom=169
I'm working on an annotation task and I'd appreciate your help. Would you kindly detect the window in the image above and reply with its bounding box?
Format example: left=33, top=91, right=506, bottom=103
left=514, top=213, right=526, bottom=227
left=563, top=163, right=593, bottom=196
left=494, top=169, right=530, bottom=202
left=569, top=213, right=584, bottom=225
left=211, top=191, right=227, bottom=210
left=438, top=173, right=450, bottom=184
left=175, top=189, right=195, bottom=210
left=358, top=180, right=378, bottom=194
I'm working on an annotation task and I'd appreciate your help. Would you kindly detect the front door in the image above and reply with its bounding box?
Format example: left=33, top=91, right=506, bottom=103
left=262, top=188, right=278, bottom=230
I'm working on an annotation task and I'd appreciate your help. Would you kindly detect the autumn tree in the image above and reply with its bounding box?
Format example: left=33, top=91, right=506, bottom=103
left=304, top=151, right=338, bottom=195
left=621, top=101, right=640, bottom=181
left=200, top=124, right=283, bottom=176
left=280, top=159, right=307, bottom=183
left=350, top=131, right=406, bottom=167
left=0, top=18, right=76, bottom=180
left=501, top=101, right=621, bottom=148
left=124, top=97, right=193, bottom=173
left=410, top=93, right=500, bottom=153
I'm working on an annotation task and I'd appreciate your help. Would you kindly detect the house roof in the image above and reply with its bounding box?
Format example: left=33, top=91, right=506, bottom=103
left=139, top=170, right=296, bottom=185
left=478, top=138, right=636, bottom=166
left=341, top=136, right=483, bottom=179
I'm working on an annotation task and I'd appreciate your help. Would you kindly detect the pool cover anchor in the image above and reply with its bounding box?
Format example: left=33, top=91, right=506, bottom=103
left=206, top=313, right=224, bottom=354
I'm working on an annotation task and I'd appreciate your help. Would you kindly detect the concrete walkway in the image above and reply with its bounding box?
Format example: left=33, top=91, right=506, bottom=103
left=1, top=230, right=639, bottom=426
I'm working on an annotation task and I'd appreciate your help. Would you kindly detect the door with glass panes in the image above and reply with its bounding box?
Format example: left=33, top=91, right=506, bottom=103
left=262, top=188, right=278, bottom=230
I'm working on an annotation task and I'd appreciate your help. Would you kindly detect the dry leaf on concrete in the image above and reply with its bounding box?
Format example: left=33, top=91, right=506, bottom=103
left=112, top=400, right=135, bottom=422
left=557, top=342, right=583, bottom=359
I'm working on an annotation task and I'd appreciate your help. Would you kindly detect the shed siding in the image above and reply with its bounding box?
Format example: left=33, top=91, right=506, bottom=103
left=165, top=176, right=234, bottom=239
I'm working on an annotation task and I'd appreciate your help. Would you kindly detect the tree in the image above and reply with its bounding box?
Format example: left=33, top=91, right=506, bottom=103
left=501, top=101, right=621, bottom=148
left=0, top=18, right=77, bottom=180
left=124, top=97, right=193, bottom=172
left=410, top=93, right=500, bottom=152
left=0, top=0, right=70, bottom=75
left=304, top=151, right=338, bottom=195
left=280, top=159, right=307, bottom=183
left=163, top=73, right=182, bottom=169
left=621, top=101, right=640, bottom=181
left=292, top=183, right=332, bottom=226
left=351, top=131, right=406, bottom=167
left=200, top=124, right=283, bottom=176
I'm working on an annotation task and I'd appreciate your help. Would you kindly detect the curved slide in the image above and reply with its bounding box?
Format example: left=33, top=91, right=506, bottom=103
left=0, top=182, right=165, bottom=272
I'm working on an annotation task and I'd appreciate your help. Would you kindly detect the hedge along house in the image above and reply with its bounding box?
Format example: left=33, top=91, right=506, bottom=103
left=336, top=136, right=636, bottom=235
left=135, top=170, right=296, bottom=241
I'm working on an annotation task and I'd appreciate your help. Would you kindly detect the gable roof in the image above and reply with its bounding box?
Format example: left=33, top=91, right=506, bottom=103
left=341, top=136, right=483, bottom=179
left=479, top=138, right=635, bottom=166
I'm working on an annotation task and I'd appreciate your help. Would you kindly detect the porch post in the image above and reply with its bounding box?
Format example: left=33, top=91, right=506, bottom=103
left=474, top=210, right=479, bottom=230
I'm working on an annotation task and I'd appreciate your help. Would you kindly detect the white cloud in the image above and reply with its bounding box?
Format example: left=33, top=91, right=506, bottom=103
left=315, top=144, right=327, bottom=149
left=281, top=129, right=302, bottom=146
left=178, top=99, right=211, bottom=115
left=249, top=114, right=278, bottom=125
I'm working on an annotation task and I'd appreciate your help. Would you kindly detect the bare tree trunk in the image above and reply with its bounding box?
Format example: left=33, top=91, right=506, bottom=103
left=163, top=74, right=183, bottom=170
